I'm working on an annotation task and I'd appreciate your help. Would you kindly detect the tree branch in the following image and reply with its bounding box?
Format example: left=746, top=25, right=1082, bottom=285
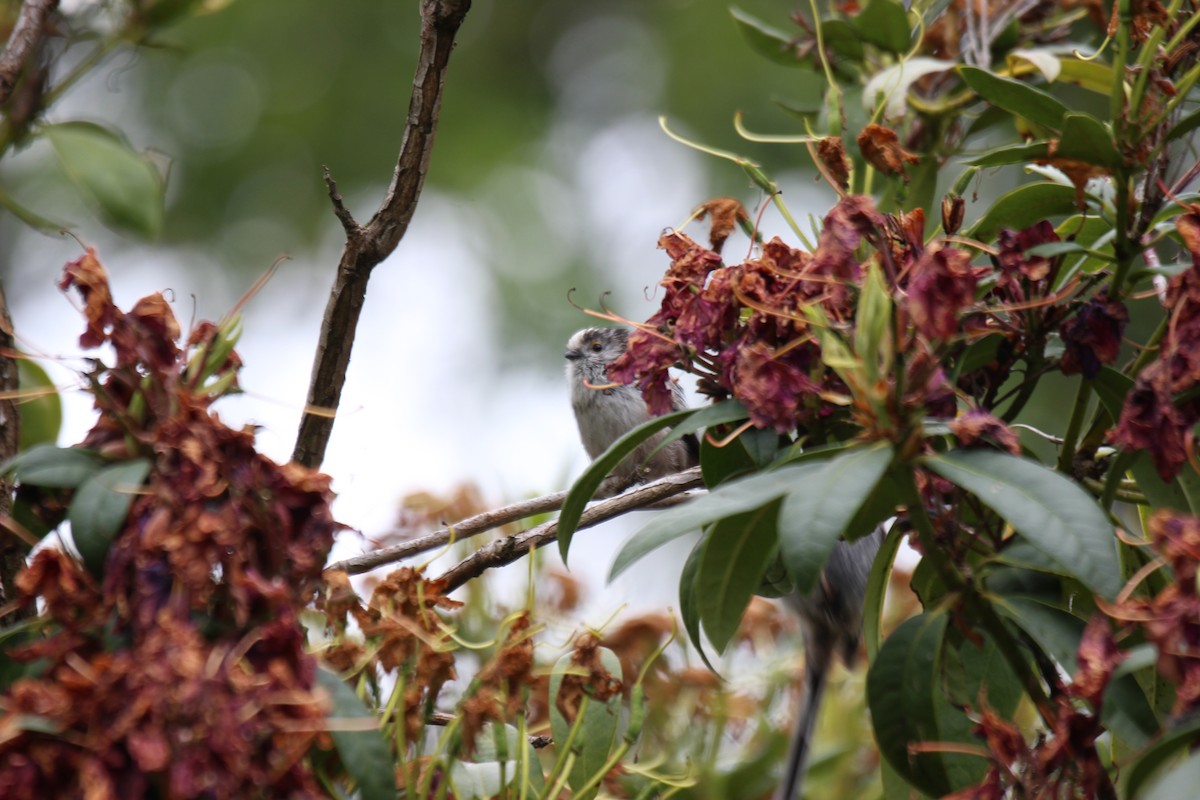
left=329, top=489, right=570, bottom=576
left=435, top=468, right=704, bottom=593
left=0, top=281, right=29, bottom=622
left=0, top=0, right=57, bottom=107
left=292, top=0, right=471, bottom=469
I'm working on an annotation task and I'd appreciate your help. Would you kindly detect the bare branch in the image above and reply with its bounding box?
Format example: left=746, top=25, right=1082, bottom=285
left=322, top=166, right=359, bottom=237
left=435, top=468, right=704, bottom=593
left=330, top=489, right=569, bottom=576
left=0, top=0, right=58, bottom=107
left=0, top=282, right=30, bottom=622
left=292, top=0, right=472, bottom=469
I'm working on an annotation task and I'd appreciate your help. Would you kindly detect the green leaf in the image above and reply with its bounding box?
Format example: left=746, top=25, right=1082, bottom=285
left=549, top=648, right=623, bottom=800
left=1057, top=58, right=1115, bottom=94
left=821, top=19, right=866, bottom=64
left=608, top=461, right=822, bottom=581
left=42, top=122, right=164, bottom=239
left=863, top=523, right=904, bottom=661
left=958, top=66, right=1069, bottom=130
left=558, top=407, right=695, bottom=563
left=657, top=398, right=748, bottom=451
left=1055, top=113, right=1123, bottom=168
left=314, top=668, right=394, bottom=800
left=696, top=501, right=782, bottom=652
left=852, top=0, right=911, bottom=54
left=1126, top=717, right=1200, bottom=798
left=679, top=537, right=720, bottom=674
left=868, top=610, right=953, bottom=796
left=964, top=140, right=1052, bottom=167
left=779, top=443, right=893, bottom=594
left=16, top=358, right=62, bottom=450
left=1167, top=106, right=1200, bottom=142
left=730, top=7, right=798, bottom=66
left=1, top=444, right=102, bottom=489
left=923, top=450, right=1121, bottom=599
left=965, top=182, right=1080, bottom=246
left=68, top=459, right=152, bottom=577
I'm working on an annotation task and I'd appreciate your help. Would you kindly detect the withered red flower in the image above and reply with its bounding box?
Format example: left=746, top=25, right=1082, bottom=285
left=996, top=221, right=1060, bottom=284
left=1060, top=295, right=1128, bottom=378
left=949, top=410, right=1021, bottom=455
left=1111, top=362, right=1190, bottom=481
left=856, top=123, right=920, bottom=180
left=815, top=136, right=852, bottom=190
left=906, top=243, right=977, bottom=340
left=723, top=340, right=817, bottom=433
left=695, top=197, right=749, bottom=254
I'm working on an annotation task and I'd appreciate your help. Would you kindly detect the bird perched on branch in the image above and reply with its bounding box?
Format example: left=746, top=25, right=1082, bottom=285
left=564, top=325, right=880, bottom=800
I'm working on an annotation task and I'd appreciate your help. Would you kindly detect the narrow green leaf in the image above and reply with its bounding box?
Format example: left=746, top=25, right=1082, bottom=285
left=1, top=444, right=102, bottom=489
left=559, top=407, right=695, bottom=563
left=730, top=7, right=799, bottom=66
left=864, top=523, right=904, bottom=661
left=852, top=0, right=911, bottom=54
left=1055, top=113, right=1123, bottom=168
left=1126, top=717, right=1200, bottom=798
left=679, top=537, right=720, bottom=674
left=314, top=668, right=394, bottom=800
left=1167, top=107, right=1200, bottom=142
left=964, top=140, right=1052, bottom=167
left=656, top=398, right=748, bottom=451
left=958, top=66, right=1069, bottom=130
left=779, top=443, right=893, bottom=594
left=608, top=461, right=820, bottom=581
left=696, top=502, right=781, bottom=653
left=1057, top=58, right=1115, bottom=94
left=69, top=459, right=151, bottom=577
left=965, top=182, right=1079, bottom=242
left=867, top=610, right=953, bottom=796
left=923, top=450, right=1121, bottom=599
left=43, top=122, right=164, bottom=239
left=16, top=358, right=62, bottom=450
left=549, top=648, right=623, bottom=800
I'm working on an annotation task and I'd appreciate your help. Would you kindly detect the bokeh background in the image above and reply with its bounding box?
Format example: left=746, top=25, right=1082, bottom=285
left=1, top=0, right=850, bottom=610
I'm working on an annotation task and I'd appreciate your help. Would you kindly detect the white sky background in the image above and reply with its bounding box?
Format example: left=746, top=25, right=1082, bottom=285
left=3, top=11, right=836, bottom=625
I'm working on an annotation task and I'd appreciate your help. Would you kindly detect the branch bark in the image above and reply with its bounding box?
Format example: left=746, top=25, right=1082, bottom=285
left=292, top=0, right=471, bottom=469
left=434, top=468, right=704, bottom=593
left=0, top=0, right=57, bottom=106
left=0, top=281, right=28, bottom=622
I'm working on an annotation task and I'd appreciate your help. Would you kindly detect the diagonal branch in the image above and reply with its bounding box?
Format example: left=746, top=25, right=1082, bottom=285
left=0, top=0, right=58, bottom=107
left=292, top=0, right=471, bottom=469
left=435, top=468, right=704, bottom=593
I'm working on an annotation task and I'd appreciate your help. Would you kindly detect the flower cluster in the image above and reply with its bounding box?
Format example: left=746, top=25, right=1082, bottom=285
left=0, top=252, right=335, bottom=798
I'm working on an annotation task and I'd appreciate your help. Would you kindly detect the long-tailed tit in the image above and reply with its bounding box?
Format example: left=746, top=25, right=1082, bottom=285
left=563, top=325, right=879, bottom=799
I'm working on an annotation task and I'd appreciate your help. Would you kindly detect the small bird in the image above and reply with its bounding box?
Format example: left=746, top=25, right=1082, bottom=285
left=563, top=325, right=879, bottom=799
left=564, top=326, right=696, bottom=488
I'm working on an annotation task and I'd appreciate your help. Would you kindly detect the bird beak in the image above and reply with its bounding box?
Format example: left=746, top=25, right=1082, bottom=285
left=564, top=349, right=582, bottom=361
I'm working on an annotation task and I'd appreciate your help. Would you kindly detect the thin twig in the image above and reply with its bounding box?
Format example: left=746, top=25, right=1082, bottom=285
left=0, top=282, right=30, bottom=622
left=330, top=489, right=570, bottom=576
left=292, top=0, right=472, bottom=469
left=435, top=468, right=704, bottom=593
left=0, top=0, right=58, bottom=106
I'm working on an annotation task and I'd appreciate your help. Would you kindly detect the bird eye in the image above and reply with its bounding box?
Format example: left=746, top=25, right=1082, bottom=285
left=590, top=341, right=603, bottom=352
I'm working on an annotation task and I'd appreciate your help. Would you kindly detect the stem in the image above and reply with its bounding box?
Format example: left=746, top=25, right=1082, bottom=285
left=1056, top=379, right=1093, bottom=474
left=898, top=468, right=1056, bottom=725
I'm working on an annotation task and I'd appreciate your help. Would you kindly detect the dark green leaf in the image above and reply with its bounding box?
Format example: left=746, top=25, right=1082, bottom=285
left=863, top=523, right=903, bottom=660
left=657, top=398, right=748, bottom=452
left=1167, top=107, right=1200, bottom=143
left=923, top=450, right=1121, bottom=599
left=821, top=19, right=866, bottom=64
left=868, top=610, right=953, bottom=796
left=1054, top=113, right=1123, bottom=168
left=16, top=358, right=62, bottom=450
left=1126, top=716, right=1200, bottom=799
left=69, top=459, right=152, bottom=577
left=964, top=140, right=1052, bottom=167
left=730, top=7, right=799, bottom=66
left=958, top=66, right=1069, bottom=130
left=314, top=668, right=394, bottom=800
left=549, top=648, right=623, bottom=800
left=679, top=537, right=720, bottom=674
left=1027, top=241, right=1088, bottom=257
left=1, top=444, right=102, bottom=489
left=559, top=407, right=695, bottom=563
left=852, top=0, right=911, bottom=54
left=696, top=502, right=781, bottom=652
left=779, top=443, right=893, bottom=593
left=43, top=122, right=165, bottom=239
left=965, top=182, right=1079, bottom=242
left=608, top=461, right=822, bottom=581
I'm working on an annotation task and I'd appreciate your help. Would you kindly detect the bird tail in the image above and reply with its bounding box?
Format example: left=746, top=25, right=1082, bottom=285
left=774, top=643, right=831, bottom=800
